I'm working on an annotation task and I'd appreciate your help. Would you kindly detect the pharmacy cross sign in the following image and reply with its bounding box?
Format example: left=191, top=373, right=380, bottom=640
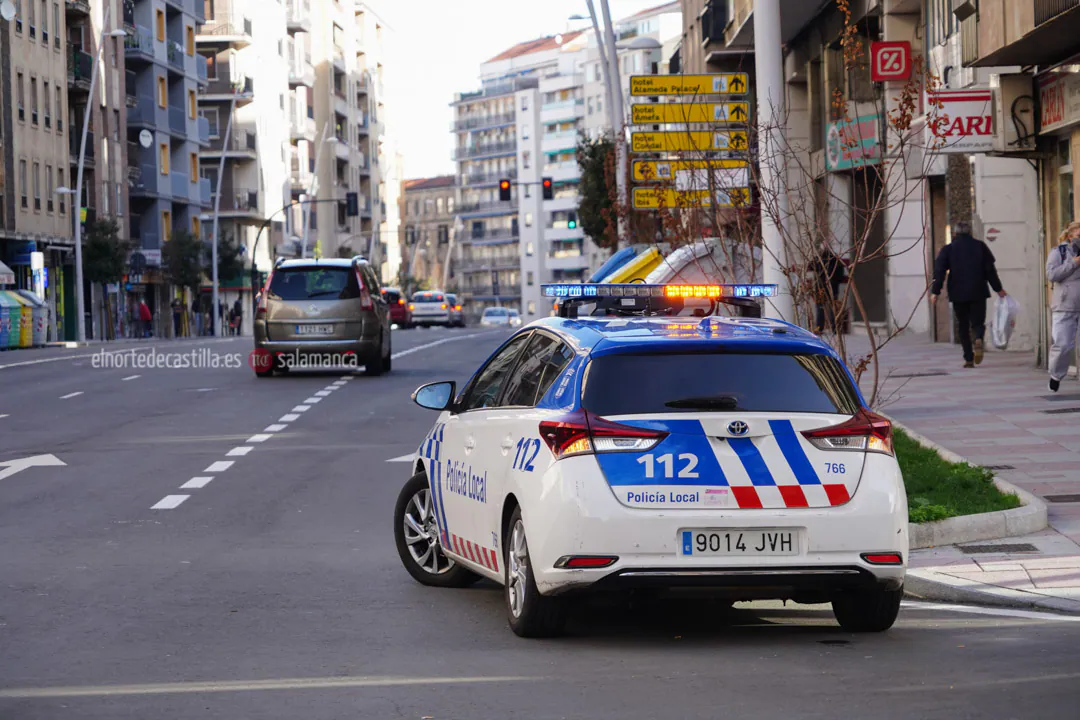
left=870, top=41, right=911, bottom=82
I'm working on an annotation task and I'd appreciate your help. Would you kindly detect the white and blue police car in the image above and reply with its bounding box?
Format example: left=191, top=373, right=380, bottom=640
left=394, top=283, right=907, bottom=638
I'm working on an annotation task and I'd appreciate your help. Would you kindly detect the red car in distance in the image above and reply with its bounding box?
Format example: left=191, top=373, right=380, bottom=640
left=381, top=288, right=412, bottom=328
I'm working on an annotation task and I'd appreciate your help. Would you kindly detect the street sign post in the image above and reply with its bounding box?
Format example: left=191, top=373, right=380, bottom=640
left=631, top=102, right=750, bottom=124
left=632, top=158, right=749, bottom=183
left=632, top=186, right=750, bottom=210
left=631, top=130, right=748, bottom=153
left=630, top=73, right=749, bottom=96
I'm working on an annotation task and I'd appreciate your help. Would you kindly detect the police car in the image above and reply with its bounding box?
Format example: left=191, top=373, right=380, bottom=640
left=393, top=283, right=907, bottom=638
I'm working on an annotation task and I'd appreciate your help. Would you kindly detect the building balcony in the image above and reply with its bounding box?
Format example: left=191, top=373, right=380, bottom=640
left=452, top=111, right=516, bottom=132
left=67, top=48, right=93, bottom=94
left=463, top=168, right=517, bottom=187
left=168, top=105, right=187, bottom=136
left=286, top=0, right=311, bottom=34
left=65, top=0, right=90, bottom=16
left=457, top=200, right=516, bottom=216
left=290, top=112, right=315, bottom=142
left=130, top=164, right=164, bottom=199
left=203, top=75, right=255, bottom=105
left=288, top=60, right=315, bottom=88
left=203, top=129, right=257, bottom=160
left=69, top=131, right=95, bottom=168
left=166, top=40, right=185, bottom=74
left=453, top=77, right=539, bottom=105
left=543, top=160, right=581, bottom=184
left=540, top=98, right=585, bottom=125
left=332, top=46, right=346, bottom=73
left=123, top=25, right=155, bottom=64
left=452, top=141, right=516, bottom=161
left=199, top=177, right=212, bottom=206
left=217, top=188, right=260, bottom=219
left=334, top=92, right=349, bottom=118
left=289, top=160, right=312, bottom=192
left=197, top=16, right=253, bottom=49
left=171, top=171, right=192, bottom=204
left=456, top=256, right=521, bottom=272
left=543, top=194, right=578, bottom=213
left=545, top=225, right=585, bottom=241
left=127, top=95, right=158, bottom=129
left=334, top=139, right=350, bottom=161
left=125, top=70, right=138, bottom=108
left=541, top=129, right=579, bottom=155
left=197, top=116, right=210, bottom=146
left=126, top=142, right=142, bottom=180
left=547, top=251, right=589, bottom=270
left=196, top=54, right=209, bottom=85
left=461, top=284, right=522, bottom=299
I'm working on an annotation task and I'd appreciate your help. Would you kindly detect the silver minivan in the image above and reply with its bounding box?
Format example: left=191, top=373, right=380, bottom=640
left=253, top=257, right=391, bottom=377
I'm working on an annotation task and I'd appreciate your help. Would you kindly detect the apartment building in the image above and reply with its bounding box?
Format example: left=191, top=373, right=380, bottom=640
left=124, top=0, right=210, bottom=322
left=401, top=175, right=455, bottom=292
left=197, top=0, right=288, bottom=332
left=0, top=0, right=74, bottom=339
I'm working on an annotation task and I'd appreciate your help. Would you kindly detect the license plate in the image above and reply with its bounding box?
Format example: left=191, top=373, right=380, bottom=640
left=296, top=324, right=333, bottom=335
left=680, top=529, right=797, bottom=556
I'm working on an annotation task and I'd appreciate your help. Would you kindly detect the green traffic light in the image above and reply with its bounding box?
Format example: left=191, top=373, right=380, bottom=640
left=568, top=220, right=577, bottom=229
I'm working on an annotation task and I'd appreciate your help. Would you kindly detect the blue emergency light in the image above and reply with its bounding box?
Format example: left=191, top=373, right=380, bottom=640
left=541, top=283, right=777, bottom=299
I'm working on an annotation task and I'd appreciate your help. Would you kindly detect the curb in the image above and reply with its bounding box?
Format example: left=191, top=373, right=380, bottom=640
left=905, top=568, right=1080, bottom=615
left=891, top=420, right=1049, bottom=550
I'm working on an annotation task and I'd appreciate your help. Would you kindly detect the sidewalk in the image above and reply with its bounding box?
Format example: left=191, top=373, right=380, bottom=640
left=0, top=335, right=244, bottom=367
left=853, top=334, right=1080, bottom=612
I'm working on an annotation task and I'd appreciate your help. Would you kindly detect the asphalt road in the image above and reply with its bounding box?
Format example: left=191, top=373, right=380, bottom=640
left=1, top=327, right=1079, bottom=719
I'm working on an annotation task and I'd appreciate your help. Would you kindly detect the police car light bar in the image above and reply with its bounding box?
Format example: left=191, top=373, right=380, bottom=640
left=541, top=283, right=778, bottom=300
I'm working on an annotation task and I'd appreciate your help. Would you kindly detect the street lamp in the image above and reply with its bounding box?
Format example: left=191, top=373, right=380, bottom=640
left=61, top=23, right=127, bottom=343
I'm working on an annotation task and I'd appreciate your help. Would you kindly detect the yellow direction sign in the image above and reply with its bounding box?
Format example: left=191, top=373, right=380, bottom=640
left=632, top=159, right=749, bottom=183
left=630, top=73, right=749, bottom=97
left=631, top=130, right=748, bottom=153
left=632, top=187, right=751, bottom=210
left=631, top=102, right=751, bottom=125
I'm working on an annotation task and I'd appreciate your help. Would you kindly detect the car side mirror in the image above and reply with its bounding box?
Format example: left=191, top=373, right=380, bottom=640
left=412, top=381, right=456, bottom=411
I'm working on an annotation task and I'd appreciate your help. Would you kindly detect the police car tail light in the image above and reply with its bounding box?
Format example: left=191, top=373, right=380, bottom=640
left=539, top=411, right=593, bottom=459
left=540, top=411, right=666, bottom=460
left=802, top=409, right=893, bottom=455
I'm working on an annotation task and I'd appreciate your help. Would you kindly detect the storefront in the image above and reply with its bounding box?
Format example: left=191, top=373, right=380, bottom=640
left=1038, top=66, right=1080, bottom=250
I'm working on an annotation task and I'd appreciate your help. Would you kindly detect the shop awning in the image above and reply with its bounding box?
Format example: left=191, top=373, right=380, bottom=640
left=0, top=260, right=15, bottom=285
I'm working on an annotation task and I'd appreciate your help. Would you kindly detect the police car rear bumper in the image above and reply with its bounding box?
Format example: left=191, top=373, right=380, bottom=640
left=521, top=454, right=907, bottom=597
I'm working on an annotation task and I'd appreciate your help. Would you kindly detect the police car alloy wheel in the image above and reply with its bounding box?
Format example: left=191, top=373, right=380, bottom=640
left=831, top=585, right=903, bottom=632
left=393, top=472, right=479, bottom=588
left=504, top=507, right=566, bottom=638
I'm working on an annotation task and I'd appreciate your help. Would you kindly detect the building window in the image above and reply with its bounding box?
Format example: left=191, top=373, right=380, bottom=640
left=192, top=216, right=201, bottom=237
left=1060, top=138, right=1075, bottom=229
left=186, top=26, right=195, bottom=56
left=436, top=197, right=444, bottom=214
left=190, top=152, right=198, bottom=179
left=19, top=160, right=27, bottom=208
left=527, top=271, right=534, bottom=286
left=27, top=0, right=34, bottom=37
left=157, top=77, right=166, bottom=108
left=30, top=77, right=37, bottom=125
left=522, top=124, right=530, bottom=140
left=16, top=73, right=24, bottom=122
left=188, top=89, right=196, bottom=119
left=522, top=151, right=530, bottom=169
left=116, top=183, right=123, bottom=217
left=206, top=54, right=218, bottom=79
left=525, top=241, right=534, bottom=255
left=162, top=210, right=172, bottom=240
left=113, top=109, right=120, bottom=141
left=200, top=108, right=219, bottom=138
left=56, top=87, right=62, bottom=133
left=524, top=213, right=533, bottom=228
left=42, top=80, right=50, bottom=128
left=45, top=165, right=53, bottom=212
left=521, top=96, right=528, bottom=111
left=156, top=10, right=165, bottom=42
left=40, top=0, right=47, bottom=44
left=102, top=180, right=109, bottom=215
left=53, top=3, right=60, bottom=48
left=527, top=301, right=536, bottom=315
left=32, top=162, right=40, bottom=211
left=14, top=0, right=21, bottom=33
left=159, top=143, right=170, bottom=174
left=57, top=168, right=64, bottom=213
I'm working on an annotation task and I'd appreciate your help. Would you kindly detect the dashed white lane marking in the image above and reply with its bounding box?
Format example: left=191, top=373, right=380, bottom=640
left=331, top=381, right=347, bottom=387
left=204, top=461, right=234, bottom=473
left=60, top=391, right=84, bottom=399
left=391, top=332, right=487, bottom=361
left=264, top=424, right=287, bottom=432
left=151, top=495, right=190, bottom=510
left=279, top=413, right=300, bottom=422
left=387, top=454, right=415, bottom=463
left=292, top=405, right=311, bottom=412
left=226, top=447, right=253, bottom=457
left=315, top=390, right=332, bottom=397
left=0, top=414, right=8, bottom=419
left=304, top=397, right=322, bottom=404
left=339, top=375, right=354, bottom=381
left=122, top=375, right=140, bottom=381
left=180, top=477, right=214, bottom=489
left=247, top=434, right=272, bottom=443
left=901, top=600, right=1080, bottom=622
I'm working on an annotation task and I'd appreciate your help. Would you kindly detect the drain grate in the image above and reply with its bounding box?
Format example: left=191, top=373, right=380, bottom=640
left=959, top=543, right=1038, bottom=554
left=983, top=464, right=1015, bottom=471
left=1042, top=407, right=1080, bottom=414
left=892, top=371, right=950, bottom=378
left=1045, top=494, right=1080, bottom=503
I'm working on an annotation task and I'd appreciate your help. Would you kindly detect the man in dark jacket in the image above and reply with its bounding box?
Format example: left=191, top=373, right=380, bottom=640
left=931, top=221, right=1007, bottom=368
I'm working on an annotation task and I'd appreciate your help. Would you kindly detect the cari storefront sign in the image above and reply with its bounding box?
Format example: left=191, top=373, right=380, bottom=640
left=826, top=113, right=881, bottom=171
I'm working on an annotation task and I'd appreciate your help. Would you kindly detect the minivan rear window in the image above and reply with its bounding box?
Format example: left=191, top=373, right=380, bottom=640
left=269, top=268, right=360, bottom=301
left=582, top=352, right=860, bottom=416
left=412, top=292, right=445, bottom=302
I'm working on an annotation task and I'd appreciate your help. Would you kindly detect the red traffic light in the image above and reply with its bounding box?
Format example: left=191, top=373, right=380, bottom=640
left=541, top=177, right=553, bottom=200
left=542, top=179, right=552, bottom=188
left=499, top=178, right=512, bottom=201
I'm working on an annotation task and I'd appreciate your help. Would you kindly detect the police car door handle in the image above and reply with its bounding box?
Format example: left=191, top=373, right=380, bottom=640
left=500, top=436, right=515, bottom=452
left=464, top=436, right=476, bottom=451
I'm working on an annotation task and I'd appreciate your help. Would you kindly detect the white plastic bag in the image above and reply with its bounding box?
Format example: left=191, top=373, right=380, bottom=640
left=991, top=294, right=1020, bottom=349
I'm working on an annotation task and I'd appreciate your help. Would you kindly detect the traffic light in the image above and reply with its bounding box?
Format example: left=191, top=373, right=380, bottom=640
left=567, top=218, right=577, bottom=229
left=541, top=177, right=553, bottom=200
left=498, top=179, right=512, bottom=201
left=345, top=191, right=359, bottom=217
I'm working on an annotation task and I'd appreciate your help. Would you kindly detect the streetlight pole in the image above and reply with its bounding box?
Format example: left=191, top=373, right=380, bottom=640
left=585, top=0, right=628, bottom=249
left=65, top=9, right=124, bottom=343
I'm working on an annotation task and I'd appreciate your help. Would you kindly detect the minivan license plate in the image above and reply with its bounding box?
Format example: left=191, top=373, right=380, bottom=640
left=680, top=529, right=797, bottom=556
left=296, top=324, right=333, bottom=335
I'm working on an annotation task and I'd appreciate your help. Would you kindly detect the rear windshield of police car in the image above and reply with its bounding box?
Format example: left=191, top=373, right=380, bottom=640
left=412, top=292, right=445, bottom=303
left=269, top=268, right=361, bottom=301
left=582, top=352, right=861, bottom=416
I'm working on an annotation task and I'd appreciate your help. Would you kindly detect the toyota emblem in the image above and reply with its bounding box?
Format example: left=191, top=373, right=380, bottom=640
left=727, top=421, right=749, bottom=437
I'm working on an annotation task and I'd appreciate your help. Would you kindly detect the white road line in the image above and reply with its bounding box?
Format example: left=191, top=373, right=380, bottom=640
left=0, top=338, right=242, bottom=371
left=180, top=477, right=214, bottom=489
left=304, top=397, right=322, bottom=404
left=204, top=461, right=234, bottom=473
left=279, top=413, right=300, bottom=422
left=0, top=414, right=8, bottom=419
left=247, top=434, right=272, bottom=443
left=331, top=381, right=347, bottom=387
left=264, top=424, right=287, bottom=432
left=151, top=495, right=190, bottom=510
left=60, top=391, right=84, bottom=399
left=226, top=446, right=253, bottom=457
left=315, top=390, right=332, bottom=397
left=292, top=405, right=311, bottom=412
left=387, top=454, right=415, bottom=463
left=390, top=332, right=488, bottom=361
left=901, top=600, right=1080, bottom=622
left=339, top=375, right=354, bottom=381
left=122, top=375, right=141, bottom=381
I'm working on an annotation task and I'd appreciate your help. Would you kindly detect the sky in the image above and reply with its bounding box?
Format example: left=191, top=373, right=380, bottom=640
left=370, top=0, right=665, bottom=181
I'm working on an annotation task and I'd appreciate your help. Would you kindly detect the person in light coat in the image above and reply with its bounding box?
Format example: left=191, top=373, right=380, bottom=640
left=1046, top=221, right=1080, bottom=392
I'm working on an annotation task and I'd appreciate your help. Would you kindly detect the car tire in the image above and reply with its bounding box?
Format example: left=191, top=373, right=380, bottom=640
left=394, top=472, right=480, bottom=589
left=254, top=365, right=274, bottom=378
left=381, top=330, right=392, bottom=373
left=364, top=332, right=386, bottom=377
left=505, top=507, right=566, bottom=638
left=831, top=585, right=903, bottom=632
